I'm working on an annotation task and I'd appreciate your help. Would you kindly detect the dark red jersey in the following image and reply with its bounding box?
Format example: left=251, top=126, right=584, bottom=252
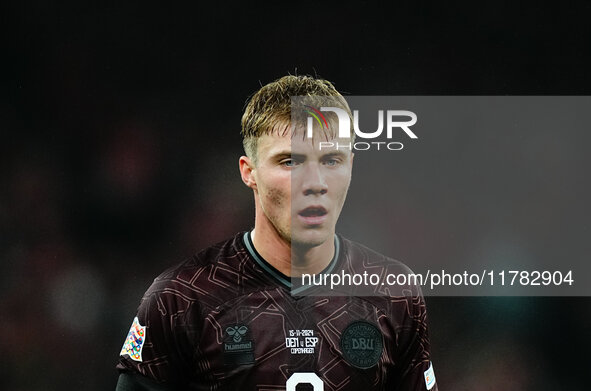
left=117, top=232, right=438, bottom=390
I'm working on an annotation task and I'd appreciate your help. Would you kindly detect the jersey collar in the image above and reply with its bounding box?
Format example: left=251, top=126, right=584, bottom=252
left=242, top=231, right=340, bottom=294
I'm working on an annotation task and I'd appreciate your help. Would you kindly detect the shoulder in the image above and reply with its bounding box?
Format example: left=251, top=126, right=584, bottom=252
left=148, top=233, right=247, bottom=289
left=337, top=236, right=426, bottom=309
left=339, top=236, right=416, bottom=277
left=140, top=232, right=251, bottom=310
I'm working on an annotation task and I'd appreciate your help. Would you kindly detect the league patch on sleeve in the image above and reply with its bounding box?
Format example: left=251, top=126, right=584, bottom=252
left=120, top=317, right=146, bottom=362
left=424, top=362, right=436, bottom=390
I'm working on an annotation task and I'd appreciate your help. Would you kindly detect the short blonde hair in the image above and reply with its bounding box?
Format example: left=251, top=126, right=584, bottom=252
left=241, top=75, right=350, bottom=162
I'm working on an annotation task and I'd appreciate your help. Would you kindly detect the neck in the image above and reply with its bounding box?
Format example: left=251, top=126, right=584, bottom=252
left=251, top=207, right=335, bottom=277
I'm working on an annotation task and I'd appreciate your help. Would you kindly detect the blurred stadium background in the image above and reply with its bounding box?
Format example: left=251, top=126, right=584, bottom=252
left=2, top=2, right=590, bottom=390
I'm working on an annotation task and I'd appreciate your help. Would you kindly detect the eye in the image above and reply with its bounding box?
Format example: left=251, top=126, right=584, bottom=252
left=281, top=158, right=299, bottom=167
left=324, top=157, right=341, bottom=166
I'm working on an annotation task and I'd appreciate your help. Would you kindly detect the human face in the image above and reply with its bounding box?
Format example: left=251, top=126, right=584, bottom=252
left=250, top=127, right=353, bottom=248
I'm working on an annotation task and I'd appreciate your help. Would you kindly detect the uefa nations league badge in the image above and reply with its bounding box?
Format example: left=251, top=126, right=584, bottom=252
left=340, top=321, right=384, bottom=369
left=120, top=317, right=146, bottom=362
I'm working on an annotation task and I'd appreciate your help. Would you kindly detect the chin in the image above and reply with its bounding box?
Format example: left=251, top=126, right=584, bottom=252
left=290, top=230, right=330, bottom=249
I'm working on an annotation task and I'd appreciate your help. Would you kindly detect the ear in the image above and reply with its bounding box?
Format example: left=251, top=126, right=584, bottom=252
left=239, top=155, right=257, bottom=190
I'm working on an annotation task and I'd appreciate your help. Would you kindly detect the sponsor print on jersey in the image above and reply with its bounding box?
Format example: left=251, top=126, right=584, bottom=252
left=223, top=324, right=255, bottom=366
left=120, top=317, right=146, bottom=362
left=340, top=321, right=384, bottom=369
left=285, top=329, right=319, bottom=354
left=424, top=362, right=436, bottom=390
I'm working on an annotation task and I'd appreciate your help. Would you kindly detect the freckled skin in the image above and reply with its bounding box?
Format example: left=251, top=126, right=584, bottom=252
left=250, top=129, right=353, bottom=248
left=239, top=124, right=354, bottom=275
left=262, top=187, right=290, bottom=242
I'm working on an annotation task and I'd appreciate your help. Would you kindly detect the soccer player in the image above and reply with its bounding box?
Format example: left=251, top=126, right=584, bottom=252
left=116, top=75, right=438, bottom=390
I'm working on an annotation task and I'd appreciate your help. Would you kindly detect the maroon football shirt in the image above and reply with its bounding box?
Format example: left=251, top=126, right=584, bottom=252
left=117, top=232, right=438, bottom=390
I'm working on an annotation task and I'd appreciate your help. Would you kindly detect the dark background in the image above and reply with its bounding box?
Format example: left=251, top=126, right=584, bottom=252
left=2, top=1, right=590, bottom=390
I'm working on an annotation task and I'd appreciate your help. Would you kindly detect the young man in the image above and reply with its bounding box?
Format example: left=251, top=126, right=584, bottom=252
left=116, top=75, right=438, bottom=390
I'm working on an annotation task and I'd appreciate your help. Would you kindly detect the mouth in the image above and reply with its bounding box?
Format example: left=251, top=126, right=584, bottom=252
left=297, top=206, right=328, bottom=225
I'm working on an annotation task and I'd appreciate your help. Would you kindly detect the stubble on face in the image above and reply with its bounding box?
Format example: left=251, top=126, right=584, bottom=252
left=260, top=185, right=292, bottom=243
left=253, top=123, right=353, bottom=252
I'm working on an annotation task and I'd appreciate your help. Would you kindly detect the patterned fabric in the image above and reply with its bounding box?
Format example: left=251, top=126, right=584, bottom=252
left=117, top=232, right=437, bottom=390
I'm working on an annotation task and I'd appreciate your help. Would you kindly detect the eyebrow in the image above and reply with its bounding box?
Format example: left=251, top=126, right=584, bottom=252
left=320, top=150, right=348, bottom=159
left=271, top=150, right=349, bottom=161
left=271, top=151, right=305, bottom=160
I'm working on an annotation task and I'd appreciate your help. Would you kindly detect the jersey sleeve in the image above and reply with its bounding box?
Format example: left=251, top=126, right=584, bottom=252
left=388, top=289, right=438, bottom=391
left=115, top=372, right=174, bottom=391
left=116, top=279, right=198, bottom=386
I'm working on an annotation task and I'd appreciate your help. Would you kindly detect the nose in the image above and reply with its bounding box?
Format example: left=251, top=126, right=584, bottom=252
left=302, top=162, right=328, bottom=196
